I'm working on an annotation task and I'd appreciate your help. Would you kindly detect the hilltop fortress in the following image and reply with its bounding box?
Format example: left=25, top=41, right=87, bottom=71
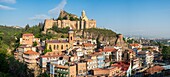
left=43, top=10, right=96, bottom=33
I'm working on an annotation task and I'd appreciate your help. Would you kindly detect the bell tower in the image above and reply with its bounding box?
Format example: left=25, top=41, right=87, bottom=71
left=68, top=27, right=74, bottom=46
left=81, top=10, right=88, bottom=21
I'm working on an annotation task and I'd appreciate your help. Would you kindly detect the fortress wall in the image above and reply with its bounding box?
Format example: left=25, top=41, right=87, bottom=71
left=44, top=19, right=57, bottom=32
left=57, top=20, right=62, bottom=28
left=87, top=20, right=96, bottom=28
left=69, top=21, right=77, bottom=29
left=61, top=20, right=70, bottom=28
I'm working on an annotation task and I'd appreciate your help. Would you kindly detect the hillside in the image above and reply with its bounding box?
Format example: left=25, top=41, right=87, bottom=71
left=0, top=25, right=34, bottom=77
left=84, top=28, right=117, bottom=45
left=0, top=25, right=23, bottom=51
left=57, top=10, right=79, bottom=21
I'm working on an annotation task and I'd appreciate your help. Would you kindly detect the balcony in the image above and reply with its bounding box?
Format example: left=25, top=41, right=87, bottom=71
left=55, top=70, right=69, bottom=74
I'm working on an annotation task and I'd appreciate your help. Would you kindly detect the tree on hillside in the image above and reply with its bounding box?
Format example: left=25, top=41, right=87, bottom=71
left=25, top=24, right=30, bottom=31
left=33, top=41, right=37, bottom=47
left=52, top=23, right=58, bottom=32
left=96, top=35, right=101, bottom=49
left=162, top=46, right=170, bottom=60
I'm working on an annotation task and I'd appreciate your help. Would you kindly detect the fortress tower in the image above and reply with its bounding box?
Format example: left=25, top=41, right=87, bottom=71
left=68, top=27, right=74, bottom=46
left=81, top=10, right=88, bottom=21
left=43, top=10, right=96, bottom=34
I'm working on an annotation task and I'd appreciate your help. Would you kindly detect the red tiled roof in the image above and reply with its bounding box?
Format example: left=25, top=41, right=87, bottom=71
left=41, top=52, right=60, bottom=58
left=99, top=47, right=117, bottom=52
left=83, top=43, right=94, bottom=47
left=24, top=50, right=39, bottom=55
left=111, top=62, right=130, bottom=71
left=23, top=33, right=34, bottom=36
left=85, top=59, right=93, bottom=62
left=41, top=55, right=60, bottom=58
left=145, top=65, right=164, bottom=74
left=130, top=43, right=140, bottom=46
left=88, top=52, right=103, bottom=57
left=54, top=65, right=69, bottom=69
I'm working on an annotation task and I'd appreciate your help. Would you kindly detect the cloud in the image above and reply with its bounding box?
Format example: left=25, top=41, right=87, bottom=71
left=48, top=0, right=67, bottom=16
left=0, top=4, right=15, bottom=10
left=0, top=0, right=16, bottom=4
left=30, top=0, right=67, bottom=23
left=29, top=14, right=50, bottom=20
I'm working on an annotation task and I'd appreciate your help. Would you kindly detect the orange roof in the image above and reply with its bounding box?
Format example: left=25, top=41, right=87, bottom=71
left=99, top=47, right=117, bottom=52
left=130, top=43, right=140, bottom=46
left=111, top=62, right=130, bottom=71
left=93, top=68, right=109, bottom=71
left=145, top=66, right=164, bottom=74
left=24, top=50, right=39, bottom=55
left=55, top=65, right=68, bottom=69
left=23, top=33, right=34, bottom=36
left=41, top=55, right=60, bottom=58
left=88, top=52, right=103, bottom=56
left=44, top=52, right=59, bottom=56
left=85, top=59, right=93, bottom=62
left=83, top=43, right=94, bottom=47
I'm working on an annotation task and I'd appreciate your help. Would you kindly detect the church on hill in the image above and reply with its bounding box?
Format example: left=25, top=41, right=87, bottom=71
left=43, top=10, right=96, bottom=33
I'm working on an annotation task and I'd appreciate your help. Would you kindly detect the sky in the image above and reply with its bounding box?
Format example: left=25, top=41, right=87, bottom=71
left=1, top=0, right=170, bottom=38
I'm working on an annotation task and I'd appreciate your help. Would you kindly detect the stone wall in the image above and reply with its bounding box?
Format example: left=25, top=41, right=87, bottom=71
left=43, top=19, right=96, bottom=33
left=43, top=10, right=96, bottom=34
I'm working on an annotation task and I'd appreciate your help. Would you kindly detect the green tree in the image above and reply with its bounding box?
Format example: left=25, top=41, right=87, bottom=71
left=33, top=41, right=38, bottom=47
left=25, top=24, right=30, bottom=31
left=162, top=46, right=170, bottom=59
left=61, top=35, right=65, bottom=38
left=52, top=23, right=58, bottom=32
left=96, top=35, right=101, bottom=49
left=43, top=49, right=52, bottom=54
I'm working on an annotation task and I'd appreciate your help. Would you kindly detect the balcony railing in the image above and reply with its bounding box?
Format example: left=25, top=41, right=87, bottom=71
left=55, top=70, right=69, bottom=74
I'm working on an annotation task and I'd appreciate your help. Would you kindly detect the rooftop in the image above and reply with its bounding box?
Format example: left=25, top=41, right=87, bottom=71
left=24, top=50, right=39, bottom=55
left=55, top=64, right=69, bottom=69
left=46, top=40, right=68, bottom=43
left=23, top=33, right=34, bottom=36
left=111, top=62, right=130, bottom=71
left=98, top=47, right=117, bottom=52
left=130, top=43, right=140, bottom=47
left=83, top=43, right=94, bottom=47
left=145, top=65, right=164, bottom=74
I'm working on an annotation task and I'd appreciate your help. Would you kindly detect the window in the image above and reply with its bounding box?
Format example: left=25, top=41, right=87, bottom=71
left=49, top=45, right=52, bottom=50
left=71, top=37, right=72, bottom=40
left=57, top=45, right=59, bottom=50
left=79, top=70, right=82, bottom=73
left=61, top=45, right=63, bottom=50
left=54, top=45, right=56, bottom=50
left=66, top=45, right=68, bottom=48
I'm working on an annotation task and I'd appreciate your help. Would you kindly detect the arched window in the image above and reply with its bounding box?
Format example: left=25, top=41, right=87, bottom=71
left=71, top=37, right=72, bottom=40
left=66, top=45, right=68, bottom=48
left=49, top=45, right=52, bottom=50
left=61, top=45, right=63, bottom=50
left=57, top=45, right=59, bottom=50
left=54, top=45, right=56, bottom=50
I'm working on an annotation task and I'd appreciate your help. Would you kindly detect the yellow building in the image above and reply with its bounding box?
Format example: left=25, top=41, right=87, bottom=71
left=46, top=29, right=74, bottom=54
